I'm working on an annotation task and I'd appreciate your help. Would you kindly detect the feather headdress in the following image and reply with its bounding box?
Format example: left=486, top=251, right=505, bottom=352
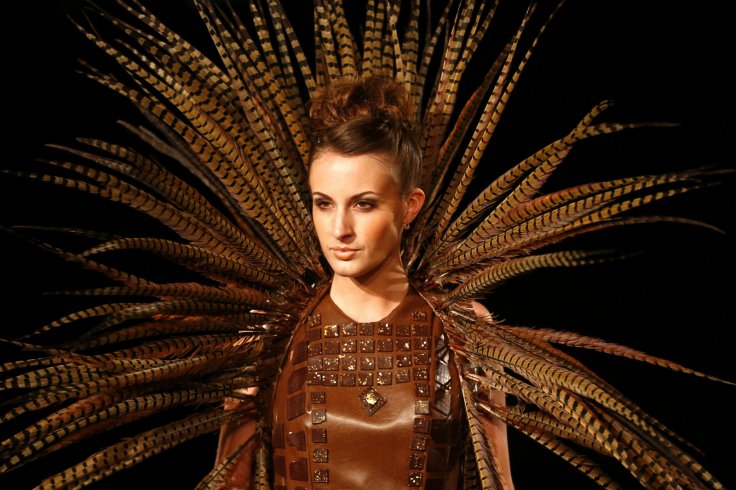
left=1, top=1, right=733, bottom=489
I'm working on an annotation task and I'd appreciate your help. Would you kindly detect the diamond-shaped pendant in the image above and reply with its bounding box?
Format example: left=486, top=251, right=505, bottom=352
left=358, top=386, right=387, bottom=415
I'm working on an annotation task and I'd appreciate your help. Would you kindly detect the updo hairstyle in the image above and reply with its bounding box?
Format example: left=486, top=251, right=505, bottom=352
left=308, top=76, right=422, bottom=195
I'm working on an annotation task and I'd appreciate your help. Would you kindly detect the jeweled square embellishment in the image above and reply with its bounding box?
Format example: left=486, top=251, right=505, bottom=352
left=413, top=366, right=429, bottom=380
left=311, top=391, right=326, bottom=404
left=308, top=358, right=323, bottom=372
left=396, top=339, right=412, bottom=351
left=322, top=373, right=338, bottom=386
left=311, top=408, right=327, bottom=424
left=414, top=417, right=430, bottom=433
left=408, top=471, right=423, bottom=487
left=340, top=355, right=357, bottom=371
left=377, top=339, right=393, bottom=352
left=313, top=468, right=329, bottom=483
left=342, top=323, right=357, bottom=336
left=411, top=435, right=427, bottom=451
left=412, top=324, right=429, bottom=336
left=414, top=352, right=430, bottom=365
left=396, top=325, right=411, bottom=336
left=341, top=339, right=357, bottom=353
left=377, top=323, right=393, bottom=335
left=307, top=343, right=322, bottom=357
left=396, top=354, right=412, bottom=367
left=323, top=324, right=339, bottom=338
left=323, top=357, right=339, bottom=371
left=415, top=400, right=430, bottom=415
left=340, top=373, right=356, bottom=386
left=409, top=453, right=426, bottom=469
left=357, top=372, right=373, bottom=385
left=307, top=313, right=322, bottom=327
left=359, top=339, right=375, bottom=352
left=414, top=337, right=431, bottom=350
left=359, top=356, right=375, bottom=370
left=377, top=371, right=392, bottom=385
left=359, top=386, right=387, bottom=415
left=358, top=322, right=374, bottom=335
left=415, top=382, right=429, bottom=397
left=313, top=448, right=329, bottom=463
left=396, top=368, right=410, bottom=383
left=377, top=355, right=393, bottom=369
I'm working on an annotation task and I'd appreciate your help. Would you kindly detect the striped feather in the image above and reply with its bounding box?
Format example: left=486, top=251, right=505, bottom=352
left=479, top=402, right=622, bottom=489
left=1, top=1, right=729, bottom=488
left=35, top=409, right=228, bottom=490
left=2, top=387, right=233, bottom=473
left=461, top=380, right=504, bottom=489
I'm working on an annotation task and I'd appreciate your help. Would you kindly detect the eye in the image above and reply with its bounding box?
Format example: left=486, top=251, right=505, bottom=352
left=313, top=198, right=333, bottom=209
left=354, top=199, right=377, bottom=210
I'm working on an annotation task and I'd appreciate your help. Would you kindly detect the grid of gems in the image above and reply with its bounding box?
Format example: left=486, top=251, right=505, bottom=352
left=306, top=310, right=433, bottom=486
left=272, top=296, right=461, bottom=489
left=305, top=315, right=432, bottom=393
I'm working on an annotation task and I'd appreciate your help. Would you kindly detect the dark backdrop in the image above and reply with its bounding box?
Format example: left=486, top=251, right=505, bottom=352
left=2, top=1, right=734, bottom=489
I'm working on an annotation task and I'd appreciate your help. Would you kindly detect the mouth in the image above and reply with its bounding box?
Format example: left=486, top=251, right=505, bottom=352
left=331, top=247, right=358, bottom=260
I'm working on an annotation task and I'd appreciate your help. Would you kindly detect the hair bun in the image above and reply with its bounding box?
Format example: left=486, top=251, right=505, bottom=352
left=309, top=76, right=415, bottom=132
left=308, top=76, right=422, bottom=195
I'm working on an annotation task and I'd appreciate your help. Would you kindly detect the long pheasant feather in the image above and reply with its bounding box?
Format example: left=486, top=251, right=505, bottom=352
left=1, top=2, right=729, bottom=489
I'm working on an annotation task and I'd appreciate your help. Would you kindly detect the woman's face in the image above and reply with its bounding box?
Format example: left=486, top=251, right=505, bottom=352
left=309, top=152, right=423, bottom=281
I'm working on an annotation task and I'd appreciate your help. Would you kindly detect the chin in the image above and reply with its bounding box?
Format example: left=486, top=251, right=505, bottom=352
left=329, top=263, right=365, bottom=278
left=327, top=259, right=374, bottom=279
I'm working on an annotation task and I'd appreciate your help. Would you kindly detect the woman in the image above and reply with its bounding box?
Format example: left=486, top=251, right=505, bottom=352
left=217, top=76, right=513, bottom=489
left=1, top=2, right=727, bottom=489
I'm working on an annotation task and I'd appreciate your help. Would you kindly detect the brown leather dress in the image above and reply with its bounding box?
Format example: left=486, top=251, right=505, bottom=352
left=271, top=287, right=463, bottom=489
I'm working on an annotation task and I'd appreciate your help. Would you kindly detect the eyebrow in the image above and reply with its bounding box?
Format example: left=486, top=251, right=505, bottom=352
left=311, top=191, right=381, bottom=200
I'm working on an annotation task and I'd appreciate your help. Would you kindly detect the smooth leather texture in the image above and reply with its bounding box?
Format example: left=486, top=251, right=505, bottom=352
left=271, top=287, right=463, bottom=489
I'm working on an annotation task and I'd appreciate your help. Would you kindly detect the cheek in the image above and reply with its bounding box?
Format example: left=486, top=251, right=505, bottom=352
left=366, top=214, right=401, bottom=244
left=311, top=210, right=329, bottom=246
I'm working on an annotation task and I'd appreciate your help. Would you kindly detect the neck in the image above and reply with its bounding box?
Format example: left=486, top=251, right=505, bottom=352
left=329, top=257, right=409, bottom=323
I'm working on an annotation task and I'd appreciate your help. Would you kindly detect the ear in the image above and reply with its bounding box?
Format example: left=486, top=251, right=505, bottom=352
left=403, top=187, right=426, bottom=225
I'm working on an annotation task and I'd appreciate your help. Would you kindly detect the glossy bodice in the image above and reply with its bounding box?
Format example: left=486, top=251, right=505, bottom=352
left=271, top=288, right=463, bottom=489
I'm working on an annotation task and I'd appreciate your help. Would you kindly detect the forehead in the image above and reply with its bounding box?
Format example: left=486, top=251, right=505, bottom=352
left=309, top=152, right=399, bottom=192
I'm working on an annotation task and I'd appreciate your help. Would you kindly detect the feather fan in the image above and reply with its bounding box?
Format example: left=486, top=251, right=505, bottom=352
left=1, top=1, right=733, bottom=489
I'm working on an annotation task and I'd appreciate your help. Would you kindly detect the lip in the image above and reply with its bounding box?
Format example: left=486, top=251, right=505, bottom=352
left=331, top=247, right=359, bottom=260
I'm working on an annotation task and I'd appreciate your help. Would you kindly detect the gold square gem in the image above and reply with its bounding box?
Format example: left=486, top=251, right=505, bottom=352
left=359, top=387, right=387, bottom=415
left=313, top=448, right=328, bottom=463
left=311, top=408, right=326, bottom=424
left=313, top=468, right=329, bottom=483
left=415, top=400, right=430, bottom=415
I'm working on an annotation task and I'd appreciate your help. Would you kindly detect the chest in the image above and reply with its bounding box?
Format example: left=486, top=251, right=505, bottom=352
left=270, top=293, right=464, bottom=489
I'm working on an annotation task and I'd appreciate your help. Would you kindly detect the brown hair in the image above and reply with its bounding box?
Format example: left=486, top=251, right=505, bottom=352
left=308, top=76, right=422, bottom=195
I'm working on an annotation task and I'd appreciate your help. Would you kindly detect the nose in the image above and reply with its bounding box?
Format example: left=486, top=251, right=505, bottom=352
left=333, top=207, right=354, bottom=241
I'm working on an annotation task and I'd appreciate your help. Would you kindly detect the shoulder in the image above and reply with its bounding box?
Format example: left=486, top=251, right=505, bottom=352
left=470, top=300, right=491, bottom=319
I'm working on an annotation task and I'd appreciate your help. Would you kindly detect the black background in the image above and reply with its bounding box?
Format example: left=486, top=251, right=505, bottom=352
left=2, top=1, right=734, bottom=489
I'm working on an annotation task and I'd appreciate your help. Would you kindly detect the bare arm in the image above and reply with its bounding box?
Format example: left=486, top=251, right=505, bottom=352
left=471, top=300, right=515, bottom=490
left=215, top=391, right=258, bottom=490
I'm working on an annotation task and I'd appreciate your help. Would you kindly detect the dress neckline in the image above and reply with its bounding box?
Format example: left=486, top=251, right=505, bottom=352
left=324, top=286, right=416, bottom=324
